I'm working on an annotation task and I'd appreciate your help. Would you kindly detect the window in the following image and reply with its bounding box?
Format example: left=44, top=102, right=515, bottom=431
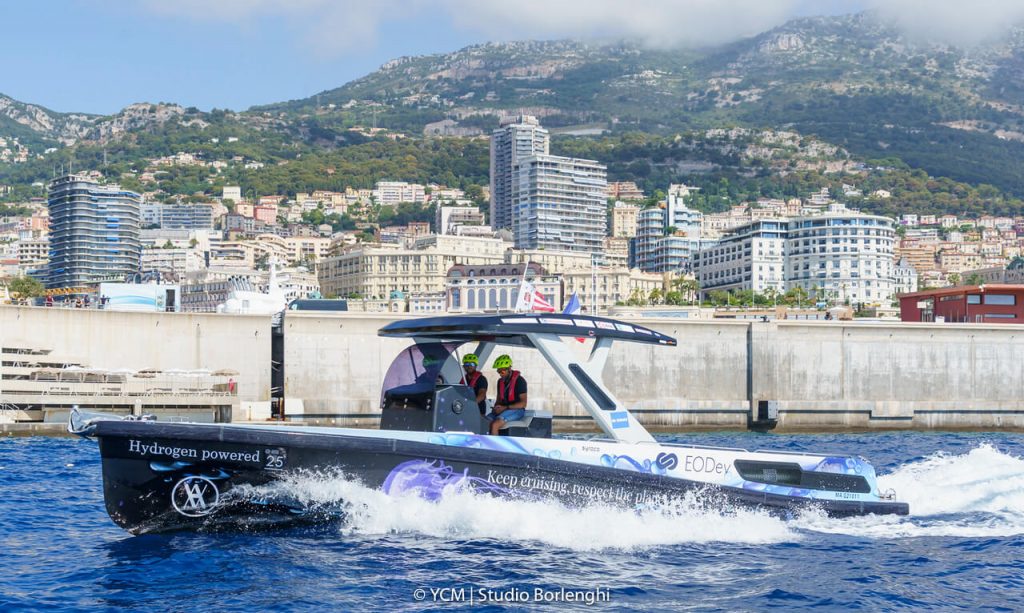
left=967, top=294, right=981, bottom=304
left=984, top=313, right=1017, bottom=319
left=983, top=294, right=1015, bottom=306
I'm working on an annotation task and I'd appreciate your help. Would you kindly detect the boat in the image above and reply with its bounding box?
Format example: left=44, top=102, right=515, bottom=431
left=69, top=313, right=908, bottom=534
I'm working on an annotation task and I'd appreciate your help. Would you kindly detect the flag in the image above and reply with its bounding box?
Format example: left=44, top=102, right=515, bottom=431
left=563, top=292, right=581, bottom=315
left=515, top=281, right=555, bottom=313
left=531, top=290, right=555, bottom=312
left=562, top=291, right=585, bottom=342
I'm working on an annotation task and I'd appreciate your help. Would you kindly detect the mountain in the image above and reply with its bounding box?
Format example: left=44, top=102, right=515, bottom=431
left=5, top=11, right=1024, bottom=210
left=255, top=13, right=1024, bottom=194
left=0, top=94, right=98, bottom=149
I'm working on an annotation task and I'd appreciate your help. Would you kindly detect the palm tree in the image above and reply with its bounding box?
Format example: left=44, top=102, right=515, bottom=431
left=673, top=276, right=700, bottom=305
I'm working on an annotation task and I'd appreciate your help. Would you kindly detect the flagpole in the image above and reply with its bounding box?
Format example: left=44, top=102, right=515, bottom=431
left=513, top=256, right=531, bottom=314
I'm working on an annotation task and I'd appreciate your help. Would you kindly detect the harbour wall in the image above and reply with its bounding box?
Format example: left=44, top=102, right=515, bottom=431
left=283, top=313, right=1024, bottom=431
left=4, top=305, right=1023, bottom=430
left=0, top=306, right=271, bottom=421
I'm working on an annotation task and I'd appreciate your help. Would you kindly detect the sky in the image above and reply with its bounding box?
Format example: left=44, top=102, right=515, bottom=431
left=2, top=0, right=1023, bottom=115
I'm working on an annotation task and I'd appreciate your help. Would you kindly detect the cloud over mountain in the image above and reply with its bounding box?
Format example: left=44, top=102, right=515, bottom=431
left=143, top=0, right=1024, bottom=55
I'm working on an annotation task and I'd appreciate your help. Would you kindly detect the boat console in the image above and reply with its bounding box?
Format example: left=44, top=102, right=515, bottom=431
left=381, top=383, right=486, bottom=434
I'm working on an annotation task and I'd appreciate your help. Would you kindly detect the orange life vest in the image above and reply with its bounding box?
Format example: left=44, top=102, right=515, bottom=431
left=462, top=371, right=482, bottom=388
left=496, top=370, right=521, bottom=404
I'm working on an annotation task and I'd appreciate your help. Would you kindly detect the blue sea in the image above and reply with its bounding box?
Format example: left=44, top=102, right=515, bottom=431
left=1, top=432, right=1022, bottom=612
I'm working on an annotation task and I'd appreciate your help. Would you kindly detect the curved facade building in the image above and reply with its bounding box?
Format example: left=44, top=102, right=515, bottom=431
left=693, top=206, right=896, bottom=304
left=47, top=174, right=142, bottom=289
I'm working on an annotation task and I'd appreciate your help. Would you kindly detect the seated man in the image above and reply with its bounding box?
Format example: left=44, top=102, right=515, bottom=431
left=415, top=354, right=446, bottom=387
left=485, top=354, right=527, bottom=435
left=460, top=353, right=488, bottom=415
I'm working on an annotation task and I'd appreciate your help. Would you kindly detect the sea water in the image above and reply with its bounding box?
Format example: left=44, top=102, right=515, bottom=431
left=0, top=432, right=1022, bottom=611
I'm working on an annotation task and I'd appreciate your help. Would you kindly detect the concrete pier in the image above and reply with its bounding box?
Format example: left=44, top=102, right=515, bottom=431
left=3, top=305, right=1023, bottom=431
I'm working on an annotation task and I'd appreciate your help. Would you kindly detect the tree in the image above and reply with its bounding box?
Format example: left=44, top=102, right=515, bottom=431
left=163, top=240, right=174, bottom=249
left=964, top=273, right=985, bottom=286
left=664, top=290, right=684, bottom=305
left=673, top=277, right=700, bottom=304
left=707, top=290, right=731, bottom=306
left=626, top=288, right=646, bottom=306
left=7, top=276, right=45, bottom=299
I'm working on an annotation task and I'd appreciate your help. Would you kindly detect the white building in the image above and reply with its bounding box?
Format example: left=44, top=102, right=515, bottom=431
left=694, top=205, right=897, bottom=304
left=373, top=181, right=427, bottom=206
left=445, top=262, right=560, bottom=313
left=490, top=115, right=549, bottom=230
left=512, top=155, right=607, bottom=254
left=893, top=257, right=919, bottom=296
left=436, top=205, right=486, bottom=235
left=222, top=186, right=242, bottom=202
left=692, top=219, right=787, bottom=295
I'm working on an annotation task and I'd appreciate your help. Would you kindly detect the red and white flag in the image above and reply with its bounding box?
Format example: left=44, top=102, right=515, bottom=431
left=515, top=281, right=556, bottom=313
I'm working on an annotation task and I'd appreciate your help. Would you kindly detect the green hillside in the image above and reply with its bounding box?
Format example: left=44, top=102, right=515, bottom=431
left=4, top=12, right=1024, bottom=216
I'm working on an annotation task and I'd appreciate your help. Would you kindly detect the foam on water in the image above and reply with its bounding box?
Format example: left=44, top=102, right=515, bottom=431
left=232, top=443, right=1024, bottom=545
left=797, top=443, right=1024, bottom=539
left=236, top=471, right=795, bottom=551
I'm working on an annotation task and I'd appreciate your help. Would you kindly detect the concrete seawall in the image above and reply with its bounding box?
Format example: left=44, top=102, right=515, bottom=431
left=4, top=305, right=1023, bottom=431
left=283, top=312, right=1024, bottom=431
left=0, top=306, right=271, bottom=420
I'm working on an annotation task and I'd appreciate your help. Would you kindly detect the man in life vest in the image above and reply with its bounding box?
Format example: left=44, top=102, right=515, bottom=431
left=460, top=353, right=488, bottom=415
left=486, top=354, right=527, bottom=435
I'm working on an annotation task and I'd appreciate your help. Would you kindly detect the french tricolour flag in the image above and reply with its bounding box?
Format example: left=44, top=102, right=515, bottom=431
left=563, top=291, right=585, bottom=342
left=563, top=291, right=581, bottom=315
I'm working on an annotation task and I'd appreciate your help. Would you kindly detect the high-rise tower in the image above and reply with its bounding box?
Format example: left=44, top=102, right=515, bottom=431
left=512, top=155, right=608, bottom=254
left=47, top=174, right=142, bottom=289
left=489, top=115, right=549, bottom=230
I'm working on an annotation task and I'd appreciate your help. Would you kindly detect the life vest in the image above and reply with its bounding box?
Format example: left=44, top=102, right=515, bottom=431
left=462, top=371, right=482, bottom=388
left=497, top=370, right=521, bottom=404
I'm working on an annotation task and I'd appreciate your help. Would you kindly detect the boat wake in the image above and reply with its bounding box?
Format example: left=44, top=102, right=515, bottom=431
left=231, top=469, right=795, bottom=550
left=795, top=443, right=1024, bottom=538
left=227, top=443, right=1024, bottom=547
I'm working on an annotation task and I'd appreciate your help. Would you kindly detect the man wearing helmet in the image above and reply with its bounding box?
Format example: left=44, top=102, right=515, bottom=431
left=460, top=353, right=488, bottom=416
left=486, top=354, right=527, bottom=435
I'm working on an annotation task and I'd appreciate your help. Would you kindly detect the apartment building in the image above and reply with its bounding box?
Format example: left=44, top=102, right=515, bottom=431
left=512, top=154, right=607, bottom=253
left=634, top=196, right=710, bottom=273
left=489, top=115, right=549, bottom=230
left=318, top=235, right=508, bottom=299
left=141, top=202, right=215, bottom=230
left=436, top=205, right=486, bottom=235
left=373, top=181, right=427, bottom=205
left=611, top=202, right=639, bottom=238
left=692, top=219, right=788, bottom=295
left=694, top=206, right=897, bottom=304
left=46, top=174, right=141, bottom=289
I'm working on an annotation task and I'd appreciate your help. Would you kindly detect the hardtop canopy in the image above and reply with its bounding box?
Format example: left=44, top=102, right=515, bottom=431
left=378, top=313, right=676, bottom=348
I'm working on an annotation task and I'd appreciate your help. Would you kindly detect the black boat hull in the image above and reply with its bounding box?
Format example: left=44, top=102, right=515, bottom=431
left=93, top=422, right=909, bottom=534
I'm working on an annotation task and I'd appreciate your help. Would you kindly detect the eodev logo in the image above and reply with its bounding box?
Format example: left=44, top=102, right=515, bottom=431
left=171, top=476, right=220, bottom=517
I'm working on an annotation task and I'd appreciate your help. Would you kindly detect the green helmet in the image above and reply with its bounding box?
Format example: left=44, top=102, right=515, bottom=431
left=421, top=355, right=440, bottom=368
left=492, top=354, right=512, bottom=370
left=462, top=353, right=478, bottom=366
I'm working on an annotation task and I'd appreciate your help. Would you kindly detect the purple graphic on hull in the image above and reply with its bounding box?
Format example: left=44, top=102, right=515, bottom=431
left=382, top=459, right=509, bottom=501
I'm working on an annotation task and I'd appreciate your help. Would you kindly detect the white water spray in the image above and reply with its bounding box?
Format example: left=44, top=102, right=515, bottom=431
left=236, top=470, right=795, bottom=550
left=797, top=443, right=1024, bottom=538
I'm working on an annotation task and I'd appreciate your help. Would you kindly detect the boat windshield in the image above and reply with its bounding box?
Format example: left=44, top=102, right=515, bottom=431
left=379, top=342, right=460, bottom=404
